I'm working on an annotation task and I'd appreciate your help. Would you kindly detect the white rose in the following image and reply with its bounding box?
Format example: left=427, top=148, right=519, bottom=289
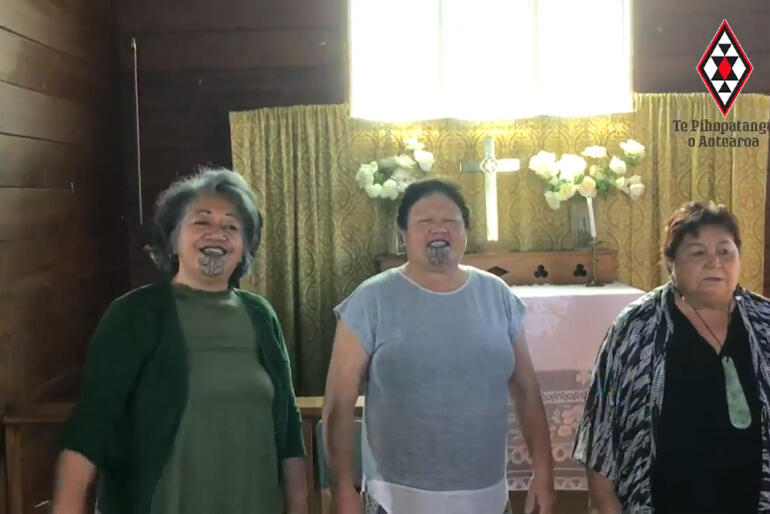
left=629, top=183, right=645, bottom=200
left=528, top=150, right=557, bottom=175
left=558, top=154, right=587, bottom=182
left=394, top=154, right=416, bottom=170
left=620, top=139, right=646, bottom=159
left=355, top=162, right=376, bottom=188
left=544, top=190, right=562, bottom=210
left=615, top=177, right=628, bottom=192
left=413, top=150, right=434, bottom=172
left=549, top=177, right=561, bottom=188
left=381, top=179, right=399, bottom=200
left=581, top=146, right=607, bottom=159
left=403, top=136, right=424, bottom=152
left=537, top=160, right=559, bottom=180
left=391, top=168, right=413, bottom=183
left=364, top=183, right=382, bottom=199
left=609, top=156, right=627, bottom=175
left=628, top=174, right=642, bottom=185
left=588, top=164, right=606, bottom=182
left=396, top=180, right=410, bottom=193
left=558, top=182, right=577, bottom=201
left=577, top=176, right=597, bottom=198
left=377, top=156, right=397, bottom=169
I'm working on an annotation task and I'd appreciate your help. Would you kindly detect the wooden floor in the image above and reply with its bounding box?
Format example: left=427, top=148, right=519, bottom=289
left=509, top=491, right=590, bottom=514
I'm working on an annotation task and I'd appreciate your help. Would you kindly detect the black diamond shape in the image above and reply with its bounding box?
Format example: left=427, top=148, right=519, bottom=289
left=487, top=266, right=508, bottom=277
left=697, top=20, right=754, bottom=117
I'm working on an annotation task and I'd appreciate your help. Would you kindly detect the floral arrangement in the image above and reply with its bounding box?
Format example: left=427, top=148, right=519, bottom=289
left=355, top=136, right=435, bottom=201
left=528, top=139, right=647, bottom=210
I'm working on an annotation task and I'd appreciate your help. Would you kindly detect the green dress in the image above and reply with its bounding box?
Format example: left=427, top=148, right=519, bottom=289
left=149, top=284, right=283, bottom=513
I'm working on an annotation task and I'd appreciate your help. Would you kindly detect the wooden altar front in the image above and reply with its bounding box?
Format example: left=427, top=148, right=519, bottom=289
left=377, top=249, right=617, bottom=285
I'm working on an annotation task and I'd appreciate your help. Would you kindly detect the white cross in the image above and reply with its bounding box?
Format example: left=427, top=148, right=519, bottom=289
left=460, top=137, right=520, bottom=242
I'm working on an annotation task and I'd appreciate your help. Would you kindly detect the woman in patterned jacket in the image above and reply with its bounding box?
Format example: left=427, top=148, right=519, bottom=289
left=573, top=201, right=770, bottom=514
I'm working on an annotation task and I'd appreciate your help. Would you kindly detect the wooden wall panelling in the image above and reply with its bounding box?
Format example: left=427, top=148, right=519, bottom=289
left=635, top=54, right=770, bottom=93
left=116, top=0, right=341, bottom=32
left=0, top=82, right=99, bottom=144
left=634, top=3, right=770, bottom=92
left=0, top=0, right=111, bottom=63
left=0, top=135, right=104, bottom=189
left=638, top=0, right=766, bottom=16
left=5, top=423, right=64, bottom=513
left=128, top=29, right=340, bottom=72
left=0, top=0, right=127, bottom=509
left=0, top=30, right=111, bottom=106
left=115, top=0, right=347, bottom=286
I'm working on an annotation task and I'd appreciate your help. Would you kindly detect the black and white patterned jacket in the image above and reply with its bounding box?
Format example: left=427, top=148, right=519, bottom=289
left=573, top=281, right=770, bottom=513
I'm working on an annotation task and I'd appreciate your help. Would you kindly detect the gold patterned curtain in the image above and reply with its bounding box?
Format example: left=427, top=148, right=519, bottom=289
left=230, top=94, right=770, bottom=394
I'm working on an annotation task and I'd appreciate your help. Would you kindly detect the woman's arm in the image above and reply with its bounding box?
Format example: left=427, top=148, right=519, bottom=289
left=52, top=450, right=97, bottom=514
left=322, top=320, right=369, bottom=514
left=53, top=295, right=148, bottom=512
left=573, top=318, right=629, bottom=513
left=266, top=304, right=308, bottom=512
left=587, top=470, right=622, bottom=514
left=510, top=331, right=556, bottom=514
left=281, top=457, right=308, bottom=514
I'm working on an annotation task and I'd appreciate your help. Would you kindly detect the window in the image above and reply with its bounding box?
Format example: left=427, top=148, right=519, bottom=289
left=349, top=0, right=633, bottom=121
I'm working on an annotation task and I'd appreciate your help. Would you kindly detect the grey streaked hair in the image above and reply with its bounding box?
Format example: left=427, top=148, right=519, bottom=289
left=149, top=167, right=263, bottom=287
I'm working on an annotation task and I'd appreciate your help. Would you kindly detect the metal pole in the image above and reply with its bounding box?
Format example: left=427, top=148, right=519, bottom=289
left=130, top=37, right=143, bottom=225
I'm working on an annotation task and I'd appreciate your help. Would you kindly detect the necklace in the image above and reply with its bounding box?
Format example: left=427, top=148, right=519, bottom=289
left=683, top=296, right=729, bottom=352
left=675, top=288, right=751, bottom=429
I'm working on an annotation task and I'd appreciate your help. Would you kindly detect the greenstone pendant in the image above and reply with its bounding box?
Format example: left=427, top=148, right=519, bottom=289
left=722, top=356, right=751, bottom=429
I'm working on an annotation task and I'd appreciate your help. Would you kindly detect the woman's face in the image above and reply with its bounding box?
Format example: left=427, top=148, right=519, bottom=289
left=403, top=193, right=467, bottom=269
left=669, top=224, right=740, bottom=302
left=173, top=193, right=244, bottom=290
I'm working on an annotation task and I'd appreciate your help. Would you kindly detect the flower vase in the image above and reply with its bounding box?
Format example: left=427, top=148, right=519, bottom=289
left=380, top=200, right=403, bottom=255
left=569, top=198, right=594, bottom=250
left=394, top=223, right=406, bottom=255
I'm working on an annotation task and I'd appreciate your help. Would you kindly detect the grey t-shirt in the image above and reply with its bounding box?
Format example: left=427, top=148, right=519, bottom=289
left=334, top=265, right=526, bottom=491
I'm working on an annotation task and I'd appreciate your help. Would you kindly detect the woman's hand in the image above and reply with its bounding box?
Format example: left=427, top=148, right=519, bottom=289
left=332, top=486, right=362, bottom=514
left=587, top=470, right=622, bottom=514
left=51, top=450, right=96, bottom=514
left=525, top=469, right=556, bottom=514
left=281, top=457, right=308, bottom=514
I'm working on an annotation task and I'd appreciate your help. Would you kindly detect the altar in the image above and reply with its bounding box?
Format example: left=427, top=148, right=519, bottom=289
left=505, top=282, right=645, bottom=490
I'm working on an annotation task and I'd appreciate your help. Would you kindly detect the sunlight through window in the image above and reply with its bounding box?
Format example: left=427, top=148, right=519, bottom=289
left=349, top=0, right=632, bottom=121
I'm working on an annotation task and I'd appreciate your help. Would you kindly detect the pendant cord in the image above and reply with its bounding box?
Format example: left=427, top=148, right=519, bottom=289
left=675, top=286, right=731, bottom=352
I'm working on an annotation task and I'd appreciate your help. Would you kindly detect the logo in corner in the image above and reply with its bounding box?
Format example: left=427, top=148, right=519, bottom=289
left=697, top=20, right=753, bottom=118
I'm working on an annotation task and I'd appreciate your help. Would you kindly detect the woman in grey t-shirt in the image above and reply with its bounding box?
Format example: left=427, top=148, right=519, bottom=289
left=323, top=178, right=555, bottom=514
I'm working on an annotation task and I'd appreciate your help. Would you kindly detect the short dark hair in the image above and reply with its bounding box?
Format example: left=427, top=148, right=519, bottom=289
left=149, top=167, right=263, bottom=287
left=663, top=201, right=741, bottom=269
left=396, top=178, right=471, bottom=230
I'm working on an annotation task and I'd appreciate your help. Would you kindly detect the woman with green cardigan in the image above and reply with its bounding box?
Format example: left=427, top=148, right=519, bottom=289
left=52, top=169, right=307, bottom=514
